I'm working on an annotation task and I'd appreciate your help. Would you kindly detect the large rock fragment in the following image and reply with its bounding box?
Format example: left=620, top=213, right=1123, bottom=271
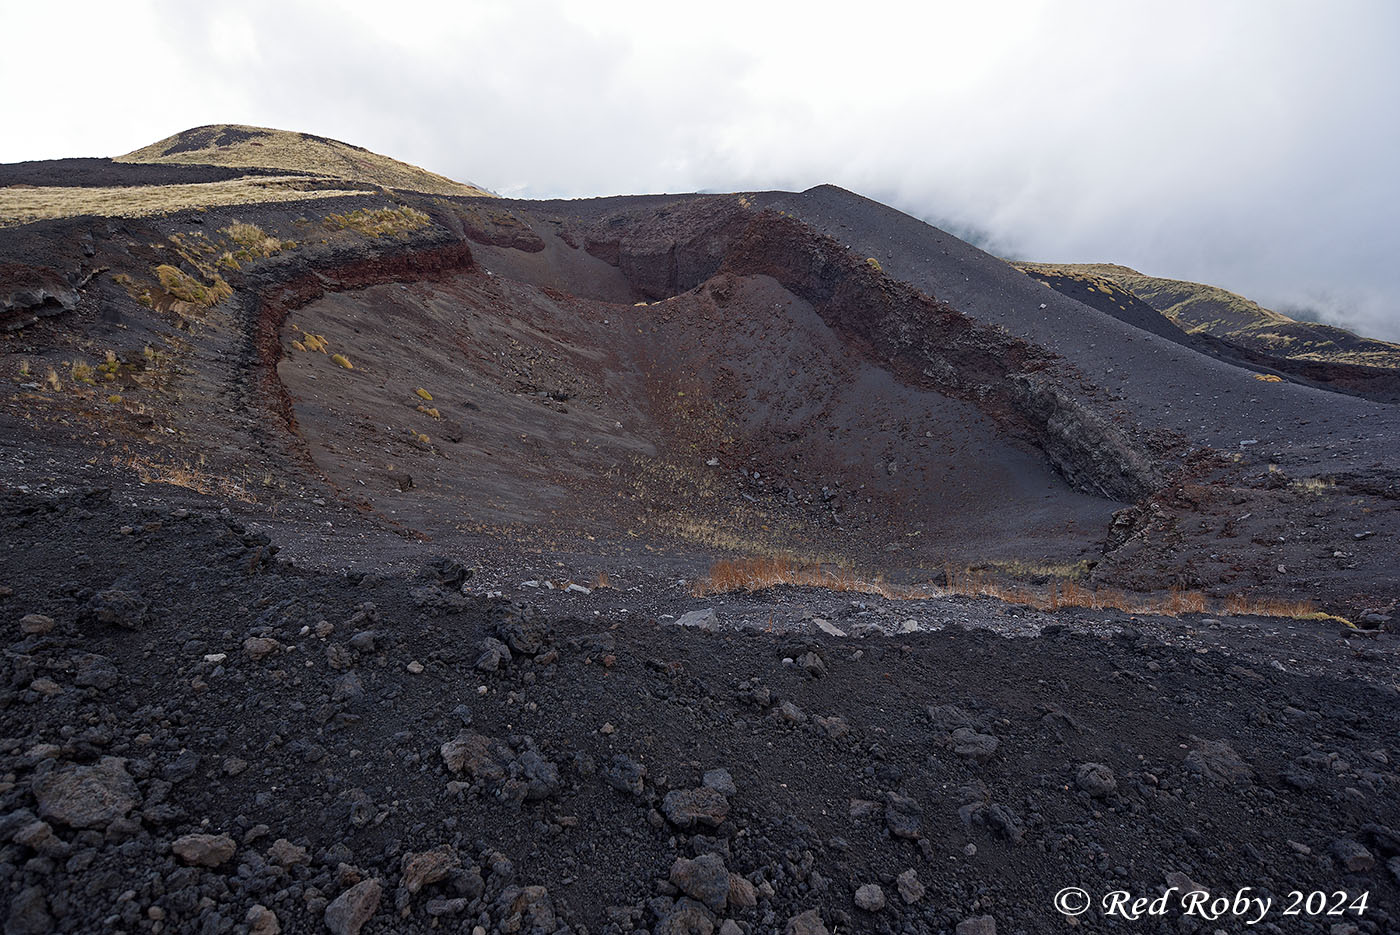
left=1184, top=737, right=1254, bottom=785
left=31, top=757, right=139, bottom=829
left=662, top=787, right=730, bottom=829
left=670, top=853, right=730, bottom=910
left=439, top=732, right=506, bottom=781
left=325, top=879, right=382, bottom=935
left=171, top=832, right=236, bottom=867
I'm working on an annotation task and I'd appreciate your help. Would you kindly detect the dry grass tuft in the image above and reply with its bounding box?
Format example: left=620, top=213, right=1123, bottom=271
left=69, top=361, right=95, bottom=386
left=691, top=555, right=937, bottom=600
left=1222, top=593, right=1318, bottom=618
left=115, top=453, right=257, bottom=503
left=219, top=221, right=292, bottom=268
left=323, top=205, right=430, bottom=237
left=692, top=554, right=1335, bottom=622
left=154, top=265, right=232, bottom=307
left=1291, top=476, right=1335, bottom=493
left=298, top=331, right=329, bottom=353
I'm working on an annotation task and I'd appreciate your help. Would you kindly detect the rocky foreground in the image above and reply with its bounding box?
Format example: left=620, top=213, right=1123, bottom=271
left=1, top=487, right=1398, bottom=935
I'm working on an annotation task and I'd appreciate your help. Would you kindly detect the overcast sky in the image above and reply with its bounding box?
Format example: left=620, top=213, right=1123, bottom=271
left=3, top=0, right=1398, bottom=339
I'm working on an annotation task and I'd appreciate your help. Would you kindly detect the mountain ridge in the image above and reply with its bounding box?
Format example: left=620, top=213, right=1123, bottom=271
left=1014, top=260, right=1400, bottom=369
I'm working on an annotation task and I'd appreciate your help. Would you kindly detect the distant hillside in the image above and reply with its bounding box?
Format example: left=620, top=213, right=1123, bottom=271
left=1015, top=261, right=1400, bottom=369
left=0, top=125, right=493, bottom=227
left=117, top=124, right=491, bottom=198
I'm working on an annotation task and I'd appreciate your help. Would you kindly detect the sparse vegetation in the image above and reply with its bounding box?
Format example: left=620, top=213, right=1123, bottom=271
left=331, top=353, right=353, bottom=370
left=691, top=554, right=1340, bottom=622
left=1253, top=373, right=1284, bottom=383
left=218, top=221, right=293, bottom=268
left=112, top=272, right=155, bottom=308
left=0, top=177, right=368, bottom=227
left=154, top=265, right=232, bottom=307
left=1014, top=260, right=1400, bottom=369
left=69, top=361, right=95, bottom=385
left=691, top=555, right=896, bottom=598
left=114, top=452, right=256, bottom=503
left=298, top=331, right=329, bottom=353
left=414, top=387, right=434, bottom=401
left=116, top=124, right=491, bottom=197
left=322, top=205, right=431, bottom=238
left=984, top=558, right=1091, bottom=580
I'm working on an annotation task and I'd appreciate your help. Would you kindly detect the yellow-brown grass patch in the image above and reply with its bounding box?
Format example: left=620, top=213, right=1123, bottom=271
left=118, top=125, right=492, bottom=197
left=323, top=205, right=430, bottom=237
left=0, top=176, right=367, bottom=227
left=691, top=554, right=1338, bottom=622
left=154, top=265, right=232, bottom=307
left=114, top=453, right=257, bottom=503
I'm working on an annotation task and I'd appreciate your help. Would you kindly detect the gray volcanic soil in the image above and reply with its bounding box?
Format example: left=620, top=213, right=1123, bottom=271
left=279, top=264, right=1114, bottom=568
left=756, top=186, right=1400, bottom=469
left=0, top=488, right=1397, bottom=935
left=3, top=186, right=1396, bottom=611
left=2, top=168, right=1400, bottom=935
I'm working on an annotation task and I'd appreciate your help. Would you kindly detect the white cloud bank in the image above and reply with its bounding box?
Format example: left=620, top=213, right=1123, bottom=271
left=3, top=0, right=1396, bottom=338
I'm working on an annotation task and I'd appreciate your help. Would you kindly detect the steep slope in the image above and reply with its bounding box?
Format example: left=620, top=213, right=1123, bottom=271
left=760, top=186, right=1397, bottom=464
left=1016, top=261, right=1400, bottom=369
left=118, top=124, right=492, bottom=197
left=1010, top=262, right=1400, bottom=403
left=276, top=207, right=1127, bottom=572
left=1, top=151, right=1397, bottom=612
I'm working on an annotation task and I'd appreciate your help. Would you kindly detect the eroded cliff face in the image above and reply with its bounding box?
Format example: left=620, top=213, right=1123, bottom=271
left=0, top=218, right=112, bottom=331
left=239, top=199, right=1161, bottom=573
left=1, top=264, right=84, bottom=332
left=477, top=199, right=1170, bottom=502
left=715, top=212, right=1166, bottom=502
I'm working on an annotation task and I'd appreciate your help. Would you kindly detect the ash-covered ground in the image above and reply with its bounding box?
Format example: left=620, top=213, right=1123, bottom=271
left=2, top=149, right=1398, bottom=933
left=1, top=488, right=1397, bottom=935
